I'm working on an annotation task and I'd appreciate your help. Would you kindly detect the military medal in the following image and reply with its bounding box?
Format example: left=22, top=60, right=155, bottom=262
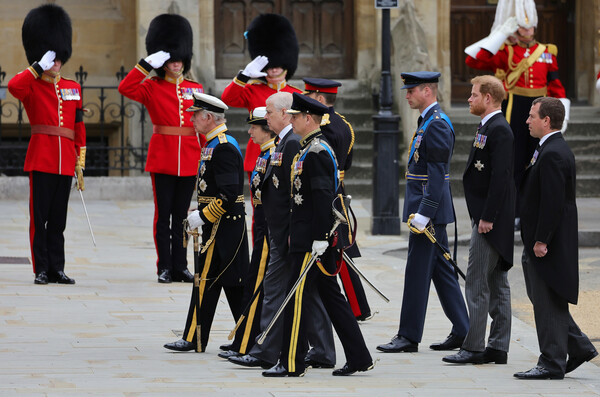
left=255, top=189, right=261, bottom=202
left=199, top=163, right=206, bottom=176
left=255, top=157, right=267, bottom=173
left=530, top=149, right=539, bottom=166
left=201, top=147, right=214, bottom=161
left=181, top=87, right=203, bottom=100
left=60, top=88, right=81, bottom=100
left=271, top=152, right=283, bottom=166
left=293, top=160, right=303, bottom=175
left=414, top=150, right=420, bottom=163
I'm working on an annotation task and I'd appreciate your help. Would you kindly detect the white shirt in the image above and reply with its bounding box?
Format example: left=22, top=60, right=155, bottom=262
left=539, top=130, right=561, bottom=146
left=480, top=109, right=503, bottom=127
left=277, top=124, right=293, bottom=141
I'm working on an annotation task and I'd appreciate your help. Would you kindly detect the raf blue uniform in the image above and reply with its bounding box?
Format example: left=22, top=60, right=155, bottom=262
left=379, top=72, right=468, bottom=351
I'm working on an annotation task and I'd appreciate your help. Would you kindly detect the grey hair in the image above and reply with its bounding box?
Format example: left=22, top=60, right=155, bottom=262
left=266, top=92, right=293, bottom=112
left=200, top=110, right=227, bottom=124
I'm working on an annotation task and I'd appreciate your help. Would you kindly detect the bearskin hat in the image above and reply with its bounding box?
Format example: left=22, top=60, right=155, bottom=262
left=22, top=4, right=72, bottom=65
left=246, top=14, right=299, bottom=80
left=145, top=14, right=193, bottom=78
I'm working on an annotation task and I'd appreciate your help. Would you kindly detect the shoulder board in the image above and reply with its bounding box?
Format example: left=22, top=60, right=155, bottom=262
left=184, top=77, right=200, bottom=84
left=218, top=134, right=228, bottom=144
left=545, top=44, right=558, bottom=56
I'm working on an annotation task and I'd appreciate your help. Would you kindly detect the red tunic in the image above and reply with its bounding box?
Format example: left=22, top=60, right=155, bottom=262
left=466, top=42, right=566, bottom=98
left=8, top=65, right=86, bottom=175
left=221, top=73, right=301, bottom=172
left=118, top=60, right=206, bottom=176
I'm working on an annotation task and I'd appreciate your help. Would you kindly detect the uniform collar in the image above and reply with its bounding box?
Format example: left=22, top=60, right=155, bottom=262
left=260, top=138, right=276, bottom=152
left=267, top=80, right=287, bottom=91
left=205, top=123, right=228, bottom=142
left=300, top=128, right=321, bottom=147
left=164, top=74, right=184, bottom=84
left=517, top=40, right=538, bottom=49
left=41, top=73, right=61, bottom=84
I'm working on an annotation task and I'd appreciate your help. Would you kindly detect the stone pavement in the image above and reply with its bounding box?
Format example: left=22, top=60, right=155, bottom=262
left=1, top=197, right=600, bottom=396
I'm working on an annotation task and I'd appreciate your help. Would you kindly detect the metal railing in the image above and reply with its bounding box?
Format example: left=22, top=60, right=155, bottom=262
left=0, top=65, right=149, bottom=176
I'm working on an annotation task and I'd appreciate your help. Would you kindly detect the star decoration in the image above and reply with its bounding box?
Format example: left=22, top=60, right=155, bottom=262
left=200, top=163, right=206, bottom=176
left=294, top=176, right=302, bottom=191
left=272, top=175, right=279, bottom=189
left=252, top=173, right=261, bottom=187
left=474, top=160, right=484, bottom=171
left=199, top=179, right=207, bottom=192
left=294, top=193, right=303, bottom=205
left=255, top=189, right=261, bottom=202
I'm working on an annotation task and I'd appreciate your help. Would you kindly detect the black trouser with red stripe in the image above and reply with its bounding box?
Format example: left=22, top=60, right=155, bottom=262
left=279, top=249, right=372, bottom=373
left=151, top=173, right=196, bottom=274
left=29, top=171, right=72, bottom=275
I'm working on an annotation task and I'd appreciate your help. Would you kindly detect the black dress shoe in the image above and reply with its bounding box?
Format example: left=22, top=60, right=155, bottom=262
left=48, top=271, right=75, bottom=284
left=566, top=349, right=598, bottom=373
left=262, top=362, right=305, bottom=377
left=332, top=362, right=374, bottom=376
left=229, top=354, right=274, bottom=369
left=430, top=333, right=464, bottom=351
left=376, top=335, right=418, bottom=353
left=164, top=338, right=195, bottom=352
left=34, top=272, right=48, bottom=284
left=305, top=358, right=335, bottom=369
left=514, top=366, right=564, bottom=380
left=219, top=343, right=233, bottom=351
left=157, top=269, right=171, bottom=283
left=172, top=269, right=194, bottom=282
left=217, top=350, right=240, bottom=359
left=482, top=347, right=508, bottom=364
left=442, top=349, right=485, bottom=364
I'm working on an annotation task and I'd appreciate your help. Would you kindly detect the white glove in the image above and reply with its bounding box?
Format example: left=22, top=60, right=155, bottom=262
left=186, top=210, right=204, bottom=230
left=242, top=55, right=269, bottom=78
left=144, top=51, right=170, bottom=69
left=559, top=98, right=571, bottom=134
left=311, top=240, right=328, bottom=257
left=481, top=16, right=519, bottom=55
left=411, top=213, right=430, bottom=232
left=596, top=77, right=600, bottom=95
left=38, top=50, right=56, bottom=71
left=464, top=38, right=487, bottom=58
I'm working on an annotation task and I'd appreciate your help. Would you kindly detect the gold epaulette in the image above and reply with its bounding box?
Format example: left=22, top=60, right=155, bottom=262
left=247, top=78, right=265, bottom=85
left=546, top=44, right=558, bottom=56
left=336, top=111, right=356, bottom=154
left=218, top=134, right=228, bottom=144
left=320, top=113, right=331, bottom=126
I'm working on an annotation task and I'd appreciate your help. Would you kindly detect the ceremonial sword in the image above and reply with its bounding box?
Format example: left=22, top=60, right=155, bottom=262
left=407, top=213, right=466, bottom=280
left=74, top=172, right=96, bottom=246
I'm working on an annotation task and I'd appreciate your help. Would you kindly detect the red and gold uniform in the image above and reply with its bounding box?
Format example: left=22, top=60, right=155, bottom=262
left=466, top=42, right=566, bottom=215
left=221, top=72, right=301, bottom=172
left=118, top=58, right=205, bottom=277
left=8, top=62, right=86, bottom=274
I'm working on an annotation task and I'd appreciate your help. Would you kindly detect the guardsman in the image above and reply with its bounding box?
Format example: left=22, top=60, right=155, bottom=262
left=464, top=0, right=569, bottom=229
left=163, top=93, right=248, bottom=353
left=218, top=107, right=275, bottom=360
left=221, top=13, right=302, bottom=177
left=303, top=77, right=373, bottom=322
left=263, top=93, right=373, bottom=377
left=377, top=72, right=469, bottom=354
left=118, top=14, right=205, bottom=283
left=8, top=4, right=85, bottom=285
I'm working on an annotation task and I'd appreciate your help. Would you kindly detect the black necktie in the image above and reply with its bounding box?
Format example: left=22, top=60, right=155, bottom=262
left=417, top=116, right=423, bottom=127
left=476, top=122, right=482, bottom=136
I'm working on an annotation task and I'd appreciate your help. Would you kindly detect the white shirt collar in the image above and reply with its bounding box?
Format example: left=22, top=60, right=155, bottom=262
left=539, top=130, right=561, bottom=146
left=481, top=109, right=503, bottom=127
left=278, top=124, right=293, bottom=140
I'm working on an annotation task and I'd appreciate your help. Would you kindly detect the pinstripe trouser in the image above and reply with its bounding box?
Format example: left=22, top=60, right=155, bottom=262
left=462, top=223, right=511, bottom=352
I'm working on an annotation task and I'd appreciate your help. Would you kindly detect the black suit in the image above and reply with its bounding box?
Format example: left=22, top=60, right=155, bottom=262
left=461, top=111, right=515, bottom=352
left=520, top=132, right=594, bottom=375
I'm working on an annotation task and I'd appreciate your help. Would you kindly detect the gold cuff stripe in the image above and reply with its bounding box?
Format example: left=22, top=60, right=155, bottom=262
left=198, top=195, right=244, bottom=204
